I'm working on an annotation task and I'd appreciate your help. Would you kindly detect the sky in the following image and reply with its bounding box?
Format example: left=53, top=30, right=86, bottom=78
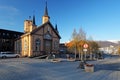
left=0, top=0, right=120, bottom=43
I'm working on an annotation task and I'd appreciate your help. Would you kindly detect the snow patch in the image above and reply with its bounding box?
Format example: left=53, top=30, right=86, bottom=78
left=107, top=40, right=120, bottom=44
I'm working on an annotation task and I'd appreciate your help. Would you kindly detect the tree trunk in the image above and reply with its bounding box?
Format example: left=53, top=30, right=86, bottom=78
left=81, top=51, right=83, bottom=61
left=79, top=49, right=80, bottom=60
left=90, top=52, right=92, bottom=60
left=75, top=48, right=76, bottom=59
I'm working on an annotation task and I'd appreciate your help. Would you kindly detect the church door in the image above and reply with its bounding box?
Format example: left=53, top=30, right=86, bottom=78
left=44, top=32, right=52, bottom=54
left=44, top=40, right=52, bottom=54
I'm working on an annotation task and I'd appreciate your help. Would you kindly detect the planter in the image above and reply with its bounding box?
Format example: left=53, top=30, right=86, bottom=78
left=67, top=58, right=75, bottom=62
left=51, top=59, right=61, bottom=62
left=84, top=64, right=94, bottom=72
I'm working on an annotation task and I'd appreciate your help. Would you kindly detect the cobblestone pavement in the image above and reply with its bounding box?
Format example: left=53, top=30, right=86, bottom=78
left=0, top=56, right=120, bottom=80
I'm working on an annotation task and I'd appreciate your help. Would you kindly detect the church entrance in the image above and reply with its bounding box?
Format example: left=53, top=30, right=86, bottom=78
left=44, top=40, right=52, bottom=54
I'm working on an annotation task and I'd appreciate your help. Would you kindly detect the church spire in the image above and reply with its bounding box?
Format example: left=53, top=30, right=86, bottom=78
left=42, top=1, right=50, bottom=24
left=55, top=24, right=59, bottom=33
left=33, top=14, right=36, bottom=26
left=44, top=1, right=49, bottom=16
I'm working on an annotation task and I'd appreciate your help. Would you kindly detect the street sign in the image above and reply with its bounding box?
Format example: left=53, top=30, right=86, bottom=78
left=83, top=43, right=89, bottom=48
left=83, top=49, right=87, bottom=52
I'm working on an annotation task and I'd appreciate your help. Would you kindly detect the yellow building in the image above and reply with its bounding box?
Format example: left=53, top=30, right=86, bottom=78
left=15, top=3, right=61, bottom=57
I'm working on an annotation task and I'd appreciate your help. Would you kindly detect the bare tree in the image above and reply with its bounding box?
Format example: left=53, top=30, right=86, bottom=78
left=78, top=28, right=86, bottom=40
left=78, top=28, right=86, bottom=60
left=117, top=46, right=120, bottom=55
left=67, top=28, right=87, bottom=60
left=71, top=28, right=78, bottom=59
left=88, top=40, right=99, bottom=60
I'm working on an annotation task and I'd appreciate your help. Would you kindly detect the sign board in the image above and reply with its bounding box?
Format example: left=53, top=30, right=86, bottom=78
left=83, top=43, right=89, bottom=48
left=83, top=49, right=87, bottom=52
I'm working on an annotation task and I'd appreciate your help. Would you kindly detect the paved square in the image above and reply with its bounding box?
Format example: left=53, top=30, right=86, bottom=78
left=0, top=56, right=120, bottom=80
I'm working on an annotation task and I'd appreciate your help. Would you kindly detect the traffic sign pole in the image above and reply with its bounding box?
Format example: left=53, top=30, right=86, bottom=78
left=83, top=43, right=89, bottom=61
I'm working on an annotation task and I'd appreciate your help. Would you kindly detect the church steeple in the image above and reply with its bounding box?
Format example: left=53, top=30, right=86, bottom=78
left=44, top=1, right=49, bottom=16
left=42, top=1, right=50, bottom=24
left=33, top=15, right=36, bottom=26
left=55, top=24, right=59, bottom=33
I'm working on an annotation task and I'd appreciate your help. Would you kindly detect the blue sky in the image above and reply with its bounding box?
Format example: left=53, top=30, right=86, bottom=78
left=0, top=0, right=120, bottom=43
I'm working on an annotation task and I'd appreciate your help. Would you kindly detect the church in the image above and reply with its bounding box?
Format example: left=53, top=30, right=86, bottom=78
left=15, top=3, right=61, bottom=57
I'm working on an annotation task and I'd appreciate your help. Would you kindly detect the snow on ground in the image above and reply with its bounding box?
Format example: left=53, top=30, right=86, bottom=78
left=0, top=56, right=120, bottom=80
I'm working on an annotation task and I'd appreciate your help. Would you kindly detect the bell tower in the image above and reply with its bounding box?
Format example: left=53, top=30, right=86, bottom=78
left=42, top=1, right=50, bottom=24
left=24, top=19, right=32, bottom=33
left=24, top=15, right=37, bottom=33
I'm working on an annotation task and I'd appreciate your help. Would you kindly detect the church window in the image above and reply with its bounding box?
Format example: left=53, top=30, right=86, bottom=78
left=35, top=39, right=41, bottom=51
left=24, top=40, right=27, bottom=51
left=47, top=26, right=51, bottom=33
left=44, top=33, right=52, bottom=40
left=54, top=40, right=59, bottom=50
left=47, top=26, right=50, bottom=32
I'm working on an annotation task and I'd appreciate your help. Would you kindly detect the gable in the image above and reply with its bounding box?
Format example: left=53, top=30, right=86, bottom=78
left=44, top=32, right=52, bottom=40
left=31, top=22, right=61, bottom=39
left=32, top=26, right=44, bottom=35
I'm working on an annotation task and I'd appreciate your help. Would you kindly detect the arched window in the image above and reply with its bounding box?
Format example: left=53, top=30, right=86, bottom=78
left=44, top=33, right=52, bottom=40
left=35, top=39, right=41, bottom=51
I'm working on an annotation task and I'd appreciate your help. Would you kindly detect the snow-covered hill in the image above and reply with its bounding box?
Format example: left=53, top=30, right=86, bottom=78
left=107, top=40, right=120, bottom=44
left=96, top=40, right=120, bottom=47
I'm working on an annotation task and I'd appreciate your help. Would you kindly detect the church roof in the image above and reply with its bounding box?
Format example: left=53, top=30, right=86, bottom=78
left=31, top=21, right=61, bottom=39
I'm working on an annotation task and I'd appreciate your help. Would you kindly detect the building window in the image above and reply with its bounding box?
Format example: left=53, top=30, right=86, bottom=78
left=17, top=40, right=21, bottom=52
left=44, top=33, right=52, bottom=40
left=3, top=33, right=5, bottom=36
left=17, top=35, right=19, bottom=37
left=35, top=39, right=41, bottom=51
left=47, top=27, right=50, bottom=32
left=19, top=40, right=21, bottom=51
left=54, top=40, right=59, bottom=50
left=24, top=40, right=27, bottom=50
left=14, top=34, right=16, bottom=37
left=7, top=33, right=9, bottom=36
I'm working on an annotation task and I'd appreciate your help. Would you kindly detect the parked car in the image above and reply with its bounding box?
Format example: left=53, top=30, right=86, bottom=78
left=0, top=52, right=20, bottom=58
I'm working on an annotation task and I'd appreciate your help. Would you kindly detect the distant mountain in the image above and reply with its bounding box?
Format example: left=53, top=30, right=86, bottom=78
left=107, top=40, right=120, bottom=44
left=96, top=41, right=120, bottom=47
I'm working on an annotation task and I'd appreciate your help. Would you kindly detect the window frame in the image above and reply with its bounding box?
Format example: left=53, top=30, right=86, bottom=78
left=35, top=38, right=41, bottom=51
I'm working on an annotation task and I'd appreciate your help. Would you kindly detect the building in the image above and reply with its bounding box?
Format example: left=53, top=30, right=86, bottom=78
left=97, top=41, right=119, bottom=55
left=15, top=3, right=61, bottom=57
left=59, top=43, right=67, bottom=54
left=99, top=45, right=118, bottom=55
left=0, top=29, right=23, bottom=52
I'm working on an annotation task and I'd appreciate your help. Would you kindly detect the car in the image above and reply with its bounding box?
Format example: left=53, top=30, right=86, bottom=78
left=0, top=52, right=20, bottom=58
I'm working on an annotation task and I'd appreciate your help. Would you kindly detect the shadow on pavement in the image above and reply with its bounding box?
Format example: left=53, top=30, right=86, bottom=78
left=95, top=62, right=120, bottom=71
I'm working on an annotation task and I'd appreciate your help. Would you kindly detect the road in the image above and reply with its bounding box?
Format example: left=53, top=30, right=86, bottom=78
left=0, top=56, right=120, bottom=80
